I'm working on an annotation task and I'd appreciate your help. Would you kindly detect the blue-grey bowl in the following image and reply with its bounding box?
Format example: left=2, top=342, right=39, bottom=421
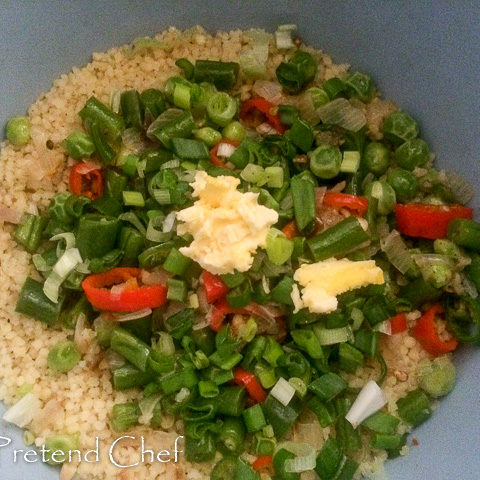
left=1, top=1, right=479, bottom=479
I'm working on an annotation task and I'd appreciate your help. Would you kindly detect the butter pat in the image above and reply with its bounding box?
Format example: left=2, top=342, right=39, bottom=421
left=294, top=258, right=384, bottom=314
left=176, top=171, right=278, bottom=274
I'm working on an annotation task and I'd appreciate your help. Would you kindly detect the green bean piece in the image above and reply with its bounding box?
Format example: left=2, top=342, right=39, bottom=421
left=335, top=397, right=361, bottom=452
left=396, top=389, right=432, bottom=426
left=291, top=174, right=316, bottom=232
left=309, top=373, right=347, bottom=401
left=16, top=277, right=64, bottom=324
left=344, top=72, right=375, bottom=102
left=14, top=213, right=48, bottom=253
left=382, top=111, right=419, bottom=146
left=79, top=96, right=125, bottom=140
left=218, top=417, right=246, bottom=455
left=315, top=437, right=343, bottom=480
left=291, top=329, right=324, bottom=359
left=149, top=110, right=195, bottom=149
left=193, top=60, right=239, bottom=90
left=307, top=397, right=336, bottom=427
left=171, top=137, right=210, bottom=160
left=118, top=226, right=145, bottom=266
left=111, top=402, right=141, bottom=432
left=287, top=118, right=314, bottom=153
left=47, top=340, right=81, bottom=373
left=62, top=131, right=95, bottom=159
left=394, top=138, right=430, bottom=170
left=159, top=368, right=199, bottom=395
left=110, top=327, right=151, bottom=372
left=310, top=144, right=342, bottom=179
left=89, top=249, right=124, bottom=273
left=364, top=142, right=390, bottom=175
left=49, top=192, right=73, bottom=225
left=44, top=433, right=80, bottom=465
left=308, top=216, right=370, bottom=261
left=364, top=180, right=396, bottom=215
left=206, top=92, right=237, bottom=127
left=338, top=342, right=364, bottom=374
left=112, top=364, right=155, bottom=391
left=276, top=51, right=317, bottom=94
left=120, top=90, right=143, bottom=129
left=138, top=241, right=174, bottom=268
left=76, top=214, right=120, bottom=259
left=215, top=387, right=247, bottom=417
left=141, top=147, right=173, bottom=172
left=447, top=218, right=480, bottom=251
left=88, top=121, right=116, bottom=164
left=104, top=169, right=128, bottom=202
left=387, top=167, right=418, bottom=202
left=243, top=404, right=267, bottom=433
left=6, top=116, right=31, bottom=145
left=175, top=57, right=194, bottom=80
left=140, top=88, right=166, bottom=120
left=185, top=422, right=217, bottom=463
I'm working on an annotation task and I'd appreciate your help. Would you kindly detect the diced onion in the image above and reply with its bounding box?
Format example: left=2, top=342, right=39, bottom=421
left=3, top=393, right=42, bottom=428
left=290, top=283, right=304, bottom=314
left=216, top=142, right=236, bottom=158
left=112, top=308, right=152, bottom=322
left=345, top=380, right=387, bottom=428
left=0, top=204, right=23, bottom=224
left=271, top=377, right=295, bottom=406
left=122, top=128, right=153, bottom=155
left=316, top=98, right=366, bottom=132
left=275, top=441, right=316, bottom=473
left=105, top=349, right=126, bottom=369
left=43, top=272, right=63, bottom=303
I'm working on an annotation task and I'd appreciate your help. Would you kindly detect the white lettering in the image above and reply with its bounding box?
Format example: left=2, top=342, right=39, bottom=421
left=84, top=437, right=100, bottom=463
left=0, top=436, right=11, bottom=449
left=13, top=449, right=24, bottom=463
left=141, top=437, right=154, bottom=464
left=69, top=449, right=82, bottom=463
left=40, top=444, right=50, bottom=463
left=174, top=436, right=184, bottom=463
left=157, top=450, right=171, bottom=463
left=51, top=450, right=66, bottom=464
left=109, top=436, right=139, bottom=468
left=24, top=450, right=38, bottom=463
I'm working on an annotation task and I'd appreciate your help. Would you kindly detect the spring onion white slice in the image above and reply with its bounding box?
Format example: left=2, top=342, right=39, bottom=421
left=275, top=442, right=316, bottom=473
left=75, top=260, right=91, bottom=275
left=290, top=283, right=304, bottom=314
left=175, top=387, right=190, bottom=403
left=314, top=325, right=352, bottom=345
left=374, top=320, right=392, bottom=335
left=316, top=98, right=366, bottom=132
left=161, top=158, right=181, bottom=170
left=216, top=142, right=236, bottom=159
left=239, top=30, right=270, bottom=79
left=3, top=393, right=42, bottom=428
left=112, top=308, right=152, bottom=322
left=271, top=377, right=296, bottom=406
left=109, top=90, right=121, bottom=114
left=138, top=393, right=162, bottom=425
left=345, top=380, right=387, bottom=428
left=53, top=248, right=82, bottom=278
left=163, top=211, right=177, bottom=233
left=153, top=189, right=172, bottom=205
left=32, top=253, right=50, bottom=272
left=51, top=232, right=76, bottom=257
left=275, top=24, right=297, bottom=50
left=381, top=230, right=414, bottom=275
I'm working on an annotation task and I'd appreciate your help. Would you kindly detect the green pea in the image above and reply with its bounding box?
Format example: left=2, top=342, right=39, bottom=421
left=309, top=144, right=342, bottom=179
left=344, top=72, right=375, bottom=102
left=193, top=127, right=222, bottom=147
left=395, top=138, right=430, bottom=170
left=364, top=142, right=390, bottom=175
left=386, top=168, right=418, bottom=202
left=222, top=121, right=245, bottom=142
left=383, top=111, right=419, bottom=146
left=47, top=341, right=81, bottom=373
left=6, top=116, right=31, bottom=146
left=365, top=180, right=396, bottom=215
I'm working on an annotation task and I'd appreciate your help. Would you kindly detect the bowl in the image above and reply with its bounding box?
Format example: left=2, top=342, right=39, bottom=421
left=1, top=1, right=479, bottom=479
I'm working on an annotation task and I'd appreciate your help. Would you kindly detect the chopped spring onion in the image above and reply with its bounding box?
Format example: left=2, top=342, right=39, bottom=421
left=241, top=164, right=265, bottom=184
left=316, top=98, right=366, bottom=132
left=340, top=151, right=361, bottom=173
left=271, top=377, right=296, bottom=406
left=275, top=24, right=297, bottom=50
left=50, top=232, right=76, bottom=257
left=275, top=441, right=316, bottom=473
left=345, top=380, right=387, bottom=428
left=380, top=230, right=414, bottom=275
left=112, top=308, right=152, bottom=322
left=146, top=216, right=172, bottom=243
left=239, top=30, right=270, bottom=79
left=175, top=387, right=191, bottom=403
left=152, top=189, right=172, bottom=205
left=161, top=158, right=181, bottom=170
left=216, top=142, right=237, bottom=158
left=416, top=357, right=456, bottom=398
left=314, top=325, right=352, bottom=345
left=374, top=320, right=392, bottom=335
left=118, top=212, right=147, bottom=235
left=2, top=392, right=42, bottom=428
left=290, top=283, right=304, bottom=313
left=122, top=191, right=145, bottom=207
left=32, top=253, right=51, bottom=272
left=412, top=253, right=455, bottom=289
left=265, top=166, right=284, bottom=188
